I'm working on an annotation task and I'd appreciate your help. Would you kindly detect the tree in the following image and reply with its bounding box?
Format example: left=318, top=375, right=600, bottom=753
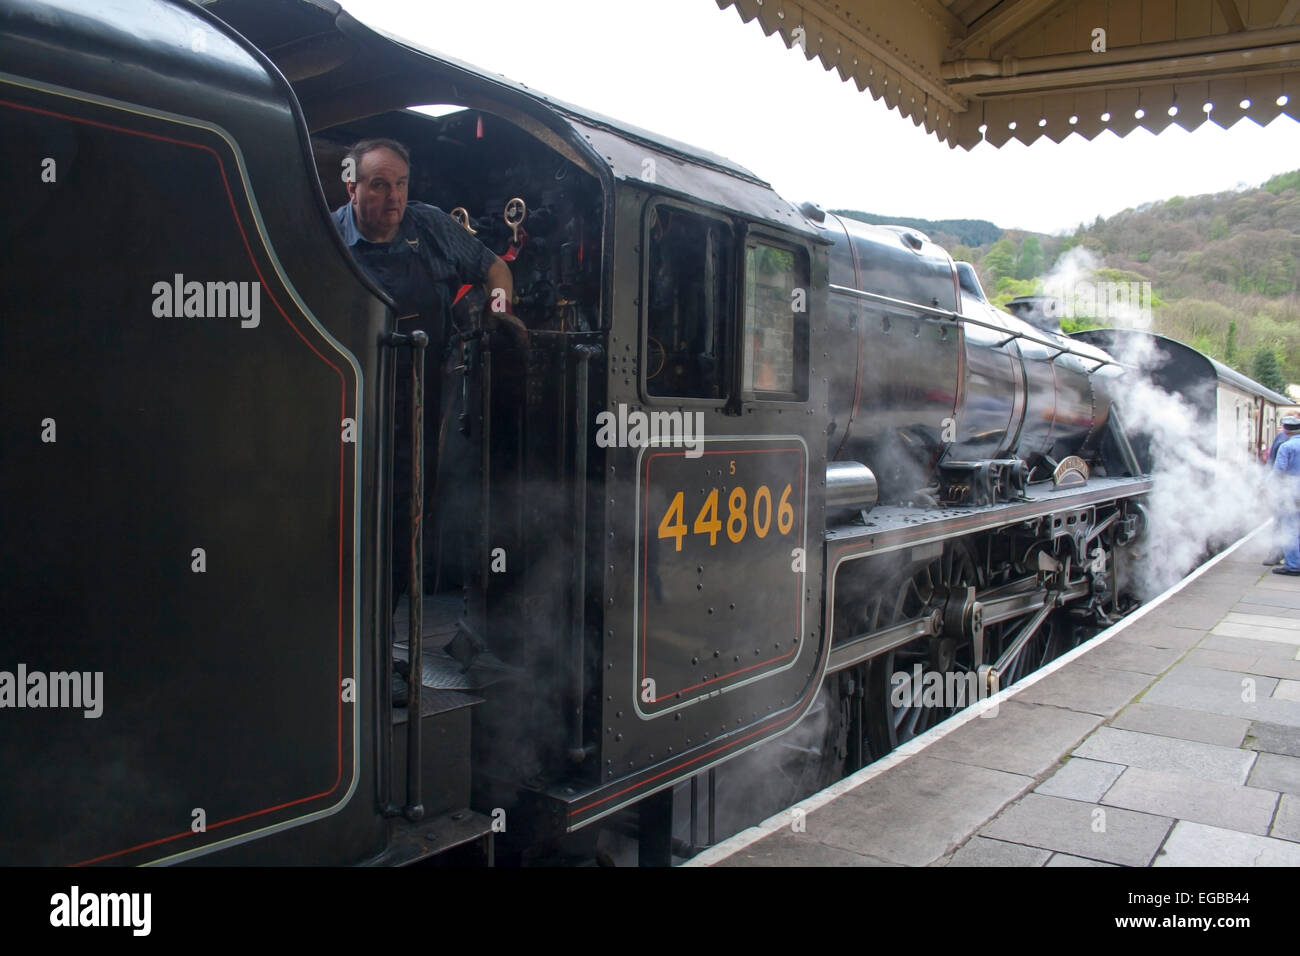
left=1224, top=320, right=1238, bottom=368
left=1016, top=236, right=1044, bottom=279
left=1263, top=169, right=1300, bottom=195
left=1253, top=347, right=1287, bottom=393
left=983, top=238, right=1018, bottom=281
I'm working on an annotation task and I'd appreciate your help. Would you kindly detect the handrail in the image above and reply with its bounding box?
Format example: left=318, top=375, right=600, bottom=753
left=827, top=283, right=1129, bottom=370
left=387, top=329, right=428, bottom=823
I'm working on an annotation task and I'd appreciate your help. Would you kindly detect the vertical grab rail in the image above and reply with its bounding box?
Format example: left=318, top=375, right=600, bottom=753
left=568, top=344, right=599, bottom=762
left=387, top=329, right=428, bottom=822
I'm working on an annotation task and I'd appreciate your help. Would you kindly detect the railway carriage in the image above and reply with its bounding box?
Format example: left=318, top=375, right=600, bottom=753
left=1073, top=329, right=1293, bottom=469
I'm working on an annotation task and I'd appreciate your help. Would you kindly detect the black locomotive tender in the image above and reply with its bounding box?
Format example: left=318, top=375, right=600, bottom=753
left=3, top=0, right=1164, bottom=865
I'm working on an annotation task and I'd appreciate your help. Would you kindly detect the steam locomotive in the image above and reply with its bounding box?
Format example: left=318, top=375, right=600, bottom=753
left=2, top=0, right=1165, bottom=866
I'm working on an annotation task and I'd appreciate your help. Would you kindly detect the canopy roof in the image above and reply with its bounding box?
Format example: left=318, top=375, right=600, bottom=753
left=717, top=0, right=1300, bottom=148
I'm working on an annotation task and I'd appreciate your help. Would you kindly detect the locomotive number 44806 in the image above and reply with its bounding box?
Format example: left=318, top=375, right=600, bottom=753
left=638, top=441, right=809, bottom=714
left=657, top=472, right=796, bottom=551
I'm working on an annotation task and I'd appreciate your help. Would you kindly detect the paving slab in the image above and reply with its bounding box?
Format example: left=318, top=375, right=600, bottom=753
left=1201, top=634, right=1300, bottom=659
left=1249, top=576, right=1300, bottom=592
left=1272, top=793, right=1300, bottom=843
left=1140, top=665, right=1300, bottom=727
left=802, top=756, right=1032, bottom=867
left=1100, top=766, right=1279, bottom=836
left=713, top=830, right=900, bottom=867
left=1275, top=679, right=1300, bottom=701
left=1153, top=820, right=1300, bottom=866
left=1247, top=752, right=1300, bottom=793
left=1035, top=757, right=1126, bottom=802
left=1044, top=853, right=1117, bottom=866
left=1181, top=648, right=1264, bottom=672
left=1226, top=590, right=1300, bottom=610
left=1143, top=679, right=1300, bottom=726
left=1247, top=658, right=1300, bottom=680
left=1112, top=623, right=1204, bottom=651
left=1212, top=620, right=1300, bottom=645
left=921, top=701, right=1102, bottom=777
left=1076, top=640, right=1186, bottom=675
left=1073, top=727, right=1256, bottom=785
left=1014, top=664, right=1152, bottom=718
left=946, top=836, right=1052, bottom=867
left=1110, top=702, right=1249, bottom=747
left=980, top=793, right=1173, bottom=867
left=1157, top=663, right=1279, bottom=695
left=1247, top=721, right=1300, bottom=757
left=1182, top=583, right=1259, bottom=602
left=1224, top=611, right=1300, bottom=631
left=1143, top=604, right=1231, bottom=630
left=1232, top=602, right=1300, bottom=620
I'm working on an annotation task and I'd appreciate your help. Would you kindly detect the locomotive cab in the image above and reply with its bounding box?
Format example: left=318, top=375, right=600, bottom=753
left=202, top=0, right=833, bottom=860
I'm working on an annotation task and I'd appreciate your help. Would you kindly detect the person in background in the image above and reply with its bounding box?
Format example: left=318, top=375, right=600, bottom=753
left=1269, top=422, right=1291, bottom=465
left=1264, top=417, right=1297, bottom=565
left=1271, top=415, right=1300, bottom=575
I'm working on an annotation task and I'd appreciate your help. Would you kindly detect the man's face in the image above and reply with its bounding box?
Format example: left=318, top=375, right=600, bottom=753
left=347, top=147, right=409, bottom=242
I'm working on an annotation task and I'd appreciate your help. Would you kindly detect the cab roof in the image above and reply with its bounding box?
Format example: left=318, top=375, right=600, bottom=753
left=202, top=0, right=818, bottom=235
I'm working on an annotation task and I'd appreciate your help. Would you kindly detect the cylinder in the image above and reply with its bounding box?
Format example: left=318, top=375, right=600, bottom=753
left=826, top=461, right=878, bottom=510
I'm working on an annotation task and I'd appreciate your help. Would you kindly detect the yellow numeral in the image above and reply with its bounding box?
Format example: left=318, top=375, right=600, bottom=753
left=660, top=482, right=795, bottom=551
left=777, top=483, right=794, bottom=535
left=752, top=484, right=772, bottom=538
left=658, top=491, right=686, bottom=552
left=693, top=488, right=722, bottom=546
left=727, top=487, right=747, bottom=543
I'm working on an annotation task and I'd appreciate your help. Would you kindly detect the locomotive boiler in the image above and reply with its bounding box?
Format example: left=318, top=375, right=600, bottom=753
left=0, top=0, right=1154, bottom=867
left=816, top=213, right=1132, bottom=510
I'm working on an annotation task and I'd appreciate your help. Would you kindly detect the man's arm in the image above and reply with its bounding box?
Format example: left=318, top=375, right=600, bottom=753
left=484, top=256, right=527, bottom=347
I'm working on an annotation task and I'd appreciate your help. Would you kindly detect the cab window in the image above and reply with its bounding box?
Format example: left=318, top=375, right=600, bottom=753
left=644, top=204, right=730, bottom=400
left=742, top=240, right=807, bottom=399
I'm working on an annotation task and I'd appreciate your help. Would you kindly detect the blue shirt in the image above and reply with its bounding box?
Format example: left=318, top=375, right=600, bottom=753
left=332, top=201, right=497, bottom=343
left=1269, top=430, right=1289, bottom=464
left=1275, top=435, right=1300, bottom=476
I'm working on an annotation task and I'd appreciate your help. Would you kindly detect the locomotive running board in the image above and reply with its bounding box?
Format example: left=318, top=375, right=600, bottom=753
left=826, top=475, right=1151, bottom=560
left=824, top=475, right=1153, bottom=662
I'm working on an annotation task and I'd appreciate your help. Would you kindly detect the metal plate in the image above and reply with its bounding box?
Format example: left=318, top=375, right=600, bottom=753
left=634, top=437, right=808, bottom=717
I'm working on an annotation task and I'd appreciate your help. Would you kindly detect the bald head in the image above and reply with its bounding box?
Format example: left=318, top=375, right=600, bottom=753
left=345, top=141, right=410, bottom=243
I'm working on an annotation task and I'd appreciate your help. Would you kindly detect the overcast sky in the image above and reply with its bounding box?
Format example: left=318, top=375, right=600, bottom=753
left=337, top=0, right=1300, bottom=236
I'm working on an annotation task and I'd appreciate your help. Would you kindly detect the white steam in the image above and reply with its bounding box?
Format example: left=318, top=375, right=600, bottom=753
left=1040, top=246, right=1153, bottom=330
left=1106, top=332, right=1278, bottom=598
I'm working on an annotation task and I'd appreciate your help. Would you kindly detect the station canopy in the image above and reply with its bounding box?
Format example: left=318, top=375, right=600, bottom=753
left=716, top=0, right=1300, bottom=148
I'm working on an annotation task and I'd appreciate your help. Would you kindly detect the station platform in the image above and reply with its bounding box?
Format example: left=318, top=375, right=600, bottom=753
left=688, top=525, right=1300, bottom=867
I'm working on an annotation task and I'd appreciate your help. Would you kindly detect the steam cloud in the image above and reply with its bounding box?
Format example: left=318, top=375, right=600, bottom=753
left=1029, top=250, right=1275, bottom=597
left=1040, top=246, right=1153, bottom=330
left=1103, top=332, right=1278, bottom=598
